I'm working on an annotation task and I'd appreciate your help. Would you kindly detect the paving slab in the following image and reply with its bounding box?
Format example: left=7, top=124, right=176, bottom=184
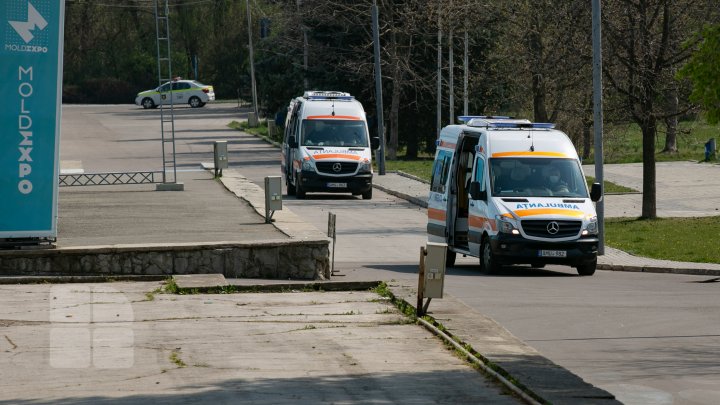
left=0, top=282, right=524, bottom=404
left=173, top=274, right=229, bottom=289
left=57, top=171, right=286, bottom=247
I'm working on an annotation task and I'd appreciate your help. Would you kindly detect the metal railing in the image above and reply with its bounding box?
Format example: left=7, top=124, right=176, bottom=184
left=59, top=171, right=163, bottom=187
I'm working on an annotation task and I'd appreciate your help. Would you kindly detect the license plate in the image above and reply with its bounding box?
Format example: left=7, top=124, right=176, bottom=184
left=327, top=182, right=347, bottom=188
left=539, top=250, right=567, bottom=258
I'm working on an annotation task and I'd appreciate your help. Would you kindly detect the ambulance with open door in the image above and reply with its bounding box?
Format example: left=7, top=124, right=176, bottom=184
left=427, top=116, right=603, bottom=276
left=282, top=91, right=380, bottom=199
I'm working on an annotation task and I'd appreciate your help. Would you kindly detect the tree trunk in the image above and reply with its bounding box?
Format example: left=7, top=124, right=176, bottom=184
left=528, top=16, right=548, bottom=123
left=662, top=84, right=679, bottom=153
left=582, top=121, right=592, bottom=161
left=641, top=117, right=657, bottom=219
left=406, top=136, right=418, bottom=159
left=388, top=74, right=400, bottom=160
left=388, top=30, right=401, bottom=160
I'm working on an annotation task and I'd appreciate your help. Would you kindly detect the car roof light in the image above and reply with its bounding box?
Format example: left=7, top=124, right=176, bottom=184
left=457, top=115, right=513, bottom=123
left=304, top=91, right=354, bottom=100
left=485, top=122, right=556, bottom=129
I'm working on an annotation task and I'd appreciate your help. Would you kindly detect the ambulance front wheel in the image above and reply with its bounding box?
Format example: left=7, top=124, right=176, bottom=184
left=576, top=259, right=597, bottom=276
left=481, top=238, right=500, bottom=274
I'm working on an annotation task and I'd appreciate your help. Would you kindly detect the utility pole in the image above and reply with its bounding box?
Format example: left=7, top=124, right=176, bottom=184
left=372, top=0, right=386, bottom=175
left=436, top=11, right=442, bottom=138
left=297, top=0, right=308, bottom=89
left=246, top=0, right=259, bottom=123
left=464, top=30, right=468, bottom=116
left=592, top=0, right=605, bottom=255
left=448, top=27, right=454, bottom=125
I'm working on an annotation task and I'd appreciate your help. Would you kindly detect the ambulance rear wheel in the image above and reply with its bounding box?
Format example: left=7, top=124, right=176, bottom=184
left=361, top=189, right=372, bottom=200
left=576, top=260, right=597, bottom=276
left=446, top=251, right=456, bottom=267
left=480, top=238, right=500, bottom=274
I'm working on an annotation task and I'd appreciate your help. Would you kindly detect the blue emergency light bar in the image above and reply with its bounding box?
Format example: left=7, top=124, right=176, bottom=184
left=490, top=122, right=556, bottom=129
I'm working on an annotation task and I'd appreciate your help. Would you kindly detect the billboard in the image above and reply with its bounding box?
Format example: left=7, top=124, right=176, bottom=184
left=0, top=1, right=64, bottom=240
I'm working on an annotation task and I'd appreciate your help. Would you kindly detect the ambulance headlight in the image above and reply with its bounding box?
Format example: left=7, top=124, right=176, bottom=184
left=496, top=215, right=520, bottom=235
left=583, top=216, right=598, bottom=235
left=358, top=161, right=372, bottom=173
left=302, top=159, right=316, bottom=172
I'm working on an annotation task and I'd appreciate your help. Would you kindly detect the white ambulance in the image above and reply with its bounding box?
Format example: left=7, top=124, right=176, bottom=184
left=282, top=91, right=379, bottom=199
left=427, top=116, right=603, bottom=276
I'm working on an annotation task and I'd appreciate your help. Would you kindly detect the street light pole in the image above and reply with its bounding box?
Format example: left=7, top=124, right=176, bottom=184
left=372, top=0, right=386, bottom=175
left=246, top=0, right=259, bottom=123
left=592, top=0, right=605, bottom=255
left=436, top=11, right=442, bottom=139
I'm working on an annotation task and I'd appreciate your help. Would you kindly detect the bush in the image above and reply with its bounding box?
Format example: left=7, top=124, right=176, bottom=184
left=62, top=78, right=139, bottom=104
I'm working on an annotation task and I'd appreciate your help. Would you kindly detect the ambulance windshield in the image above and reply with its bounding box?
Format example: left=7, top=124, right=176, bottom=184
left=302, top=120, right=368, bottom=147
left=489, top=158, right=588, bottom=198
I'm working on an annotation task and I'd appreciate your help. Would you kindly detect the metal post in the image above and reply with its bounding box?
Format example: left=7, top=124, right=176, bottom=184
left=436, top=12, right=442, bottom=139
left=246, top=0, right=259, bottom=121
left=372, top=1, right=386, bottom=175
left=464, top=30, right=468, bottom=116
left=448, top=27, right=454, bottom=125
left=328, top=212, right=337, bottom=276
left=416, top=246, right=426, bottom=317
left=592, top=0, right=605, bottom=255
left=297, top=0, right=308, bottom=89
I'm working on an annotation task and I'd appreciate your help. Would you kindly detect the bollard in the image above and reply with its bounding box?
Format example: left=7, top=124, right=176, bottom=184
left=706, top=138, right=717, bottom=161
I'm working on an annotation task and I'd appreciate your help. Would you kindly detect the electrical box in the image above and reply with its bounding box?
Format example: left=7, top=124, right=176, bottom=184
left=424, top=242, right=447, bottom=298
left=264, top=176, right=283, bottom=212
left=213, top=141, right=228, bottom=171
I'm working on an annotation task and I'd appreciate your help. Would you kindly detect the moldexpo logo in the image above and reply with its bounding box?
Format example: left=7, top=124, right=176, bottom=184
left=5, top=1, right=49, bottom=53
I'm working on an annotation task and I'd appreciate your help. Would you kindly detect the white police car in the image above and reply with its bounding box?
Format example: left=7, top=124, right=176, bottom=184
left=135, top=79, right=215, bottom=109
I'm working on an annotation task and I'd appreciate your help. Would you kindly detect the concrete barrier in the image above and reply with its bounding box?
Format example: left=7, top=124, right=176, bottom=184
left=0, top=239, right=330, bottom=280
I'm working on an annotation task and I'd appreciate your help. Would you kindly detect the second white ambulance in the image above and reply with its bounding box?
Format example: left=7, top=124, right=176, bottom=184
left=282, top=91, right=379, bottom=199
left=427, top=116, right=603, bottom=275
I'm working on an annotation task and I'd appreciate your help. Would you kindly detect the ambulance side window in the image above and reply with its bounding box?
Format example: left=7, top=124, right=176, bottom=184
left=431, top=150, right=453, bottom=194
left=473, top=157, right=486, bottom=191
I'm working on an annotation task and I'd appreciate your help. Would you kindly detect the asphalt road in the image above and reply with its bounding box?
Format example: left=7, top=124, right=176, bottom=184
left=62, top=103, right=720, bottom=405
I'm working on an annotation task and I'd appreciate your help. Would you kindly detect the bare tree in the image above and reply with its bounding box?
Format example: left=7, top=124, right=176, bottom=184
left=603, top=0, right=717, bottom=218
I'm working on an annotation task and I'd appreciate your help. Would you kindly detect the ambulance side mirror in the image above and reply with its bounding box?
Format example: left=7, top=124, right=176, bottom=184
left=288, top=136, right=298, bottom=148
left=469, top=181, right=486, bottom=201
left=590, top=182, right=602, bottom=202
left=371, top=137, right=380, bottom=150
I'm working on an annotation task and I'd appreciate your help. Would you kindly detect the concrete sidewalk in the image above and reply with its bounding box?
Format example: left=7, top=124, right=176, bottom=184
left=373, top=169, right=720, bottom=276
left=0, top=280, right=525, bottom=404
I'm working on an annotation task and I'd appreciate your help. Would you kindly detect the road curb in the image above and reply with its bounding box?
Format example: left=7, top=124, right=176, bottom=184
left=372, top=182, right=428, bottom=208
left=0, top=275, right=166, bottom=284
left=598, top=263, right=720, bottom=276
left=170, top=279, right=383, bottom=294
left=385, top=283, right=620, bottom=405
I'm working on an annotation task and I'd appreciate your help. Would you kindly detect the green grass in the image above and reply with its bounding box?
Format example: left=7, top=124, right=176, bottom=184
left=229, top=119, right=283, bottom=143
left=605, top=217, right=720, bottom=263
left=585, top=176, right=636, bottom=193
left=382, top=158, right=434, bottom=181
left=587, top=119, right=719, bottom=164
left=169, top=350, right=187, bottom=368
